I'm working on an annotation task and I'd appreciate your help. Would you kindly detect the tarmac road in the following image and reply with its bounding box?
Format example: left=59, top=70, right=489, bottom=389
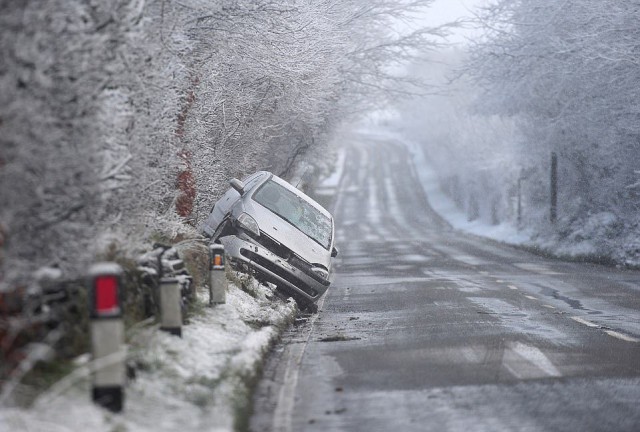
left=250, top=132, right=640, bottom=432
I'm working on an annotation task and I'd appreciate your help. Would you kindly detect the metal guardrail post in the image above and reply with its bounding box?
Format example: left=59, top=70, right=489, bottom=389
left=209, top=244, right=227, bottom=305
left=88, top=263, right=126, bottom=413
left=159, top=277, right=182, bottom=337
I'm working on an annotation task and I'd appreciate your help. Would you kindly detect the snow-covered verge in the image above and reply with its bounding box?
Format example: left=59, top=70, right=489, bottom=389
left=407, top=136, right=640, bottom=267
left=406, top=130, right=640, bottom=267
left=0, top=282, right=296, bottom=432
left=389, top=34, right=640, bottom=268
left=406, top=135, right=531, bottom=246
left=363, top=121, right=640, bottom=268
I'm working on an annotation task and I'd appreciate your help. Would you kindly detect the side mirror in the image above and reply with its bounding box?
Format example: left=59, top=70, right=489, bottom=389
left=331, top=246, right=339, bottom=258
left=229, top=178, right=245, bottom=195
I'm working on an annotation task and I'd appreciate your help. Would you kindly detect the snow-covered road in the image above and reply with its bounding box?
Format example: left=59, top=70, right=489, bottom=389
left=251, top=130, right=640, bottom=432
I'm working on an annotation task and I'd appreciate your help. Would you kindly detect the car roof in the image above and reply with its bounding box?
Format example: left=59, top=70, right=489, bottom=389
left=253, top=171, right=333, bottom=220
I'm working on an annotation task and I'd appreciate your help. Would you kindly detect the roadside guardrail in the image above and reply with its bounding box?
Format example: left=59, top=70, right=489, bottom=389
left=0, top=242, right=226, bottom=412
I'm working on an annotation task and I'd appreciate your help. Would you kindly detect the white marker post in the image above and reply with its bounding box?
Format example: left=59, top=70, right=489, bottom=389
left=159, top=277, right=182, bottom=337
left=89, top=263, right=126, bottom=413
left=209, top=244, right=227, bottom=305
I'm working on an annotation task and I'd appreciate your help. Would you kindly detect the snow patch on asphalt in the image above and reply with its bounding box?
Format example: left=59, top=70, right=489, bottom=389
left=318, top=146, right=346, bottom=189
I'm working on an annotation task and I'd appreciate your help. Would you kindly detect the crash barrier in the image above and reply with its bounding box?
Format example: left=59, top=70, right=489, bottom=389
left=136, top=246, right=193, bottom=321
left=0, top=242, right=228, bottom=412
left=136, top=245, right=193, bottom=337
left=0, top=268, right=85, bottom=400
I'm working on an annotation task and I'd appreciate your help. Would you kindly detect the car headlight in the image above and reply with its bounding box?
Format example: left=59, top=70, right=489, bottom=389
left=311, top=266, right=329, bottom=280
left=237, top=213, right=260, bottom=237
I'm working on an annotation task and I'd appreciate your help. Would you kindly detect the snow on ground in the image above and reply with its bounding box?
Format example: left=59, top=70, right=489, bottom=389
left=406, top=134, right=532, bottom=245
left=373, top=124, right=639, bottom=266
left=0, top=281, right=296, bottom=432
left=318, top=146, right=346, bottom=190
left=351, top=125, right=524, bottom=243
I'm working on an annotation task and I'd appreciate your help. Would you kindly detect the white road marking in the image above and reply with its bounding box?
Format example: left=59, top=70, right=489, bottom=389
left=502, top=342, right=562, bottom=379
left=513, top=263, right=563, bottom=275
left=430, top=245, right=486, bottom=266
left=604, top=330, right=640, bottom=343
left=495, top=279, right=505, bottom=283
left=272, top=294, right=328, bottom=432
left=343, top=287, right=351, bottom=301
left=460, top=347, right=482, bottom=363
left=571, top=316, right=600, bottom=328
left=542, top=304, right=556, bottom=309
left=367, top=175, right=381, bottom=225
left=524, top=295, right=537, bottom=300
left=513, top=342, right=562, bottom=377
left=508, top=285, right=519, bottom=290
left=399, top=254, right=430, bottom=263
left=385, top=176, right=410, bottom=229
left=452, top=255, right=484, bottom=266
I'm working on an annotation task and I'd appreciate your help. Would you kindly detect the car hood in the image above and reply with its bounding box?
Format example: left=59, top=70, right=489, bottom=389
left=239, top=201, right=332, bottom=268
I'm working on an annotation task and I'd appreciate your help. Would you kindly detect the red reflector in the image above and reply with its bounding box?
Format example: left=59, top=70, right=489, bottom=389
left=95, top=276, right=119, bottom=314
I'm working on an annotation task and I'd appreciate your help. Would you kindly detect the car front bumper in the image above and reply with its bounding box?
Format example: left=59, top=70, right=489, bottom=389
left=219, top=235, right=330, bottom=303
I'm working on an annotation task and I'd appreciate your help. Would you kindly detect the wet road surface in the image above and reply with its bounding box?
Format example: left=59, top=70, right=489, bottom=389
left=251, top=132, right=640, bottom=432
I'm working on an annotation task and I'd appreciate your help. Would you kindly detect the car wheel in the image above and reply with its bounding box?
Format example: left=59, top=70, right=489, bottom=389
left=273, top=285, right=292, bottom=301
left=274, top=285, right=318, bottom=314
left=302, top=301, right=318, bottom=314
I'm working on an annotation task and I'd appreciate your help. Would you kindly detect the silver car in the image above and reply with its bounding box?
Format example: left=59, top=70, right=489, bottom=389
left=202, top=171, right=338, bottom=311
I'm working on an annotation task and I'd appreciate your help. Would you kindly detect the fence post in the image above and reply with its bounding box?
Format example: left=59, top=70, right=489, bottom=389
left=550, top=152, right=558, bottom=223
left=88, top=263, right=126, bottom=413
left=209, top=244, right=227, bottom=305
left=159, top=277, right=182, bottom=337
left=517, top=176, right=523, bottom=228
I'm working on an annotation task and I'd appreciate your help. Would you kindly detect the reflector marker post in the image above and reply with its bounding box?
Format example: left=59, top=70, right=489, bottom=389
left=159, top=277, right=182, bottom=337
left=88, top=263, right=126, bottom=413
left=209, top=244, right=228, bottom=305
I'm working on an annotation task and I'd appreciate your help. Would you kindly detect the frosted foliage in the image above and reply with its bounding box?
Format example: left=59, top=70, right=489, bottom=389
left=469, top=0, right=640, bottom=263
left=181, top=0, right=445, bottom=224
left=1, top=1, right=114, bottom=281
left=0, top=0, right=189, bottom=284
left=396, top=50, right=521, bottom=228
left=401, top=0, right=640, bottom=264
left=1, top=0, right=443, bottom=285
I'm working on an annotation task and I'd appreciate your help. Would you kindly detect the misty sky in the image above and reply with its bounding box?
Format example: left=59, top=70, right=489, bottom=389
left=420, top=0, right=488, bottom=43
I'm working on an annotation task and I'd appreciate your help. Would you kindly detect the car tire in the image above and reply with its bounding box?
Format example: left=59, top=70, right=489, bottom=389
left=274, top=285, right=319, bottom=314
left=302, top=301, right=318, bottom=314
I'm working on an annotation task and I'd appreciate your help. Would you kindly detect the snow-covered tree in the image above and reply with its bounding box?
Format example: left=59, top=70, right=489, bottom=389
left=429, top=0, right=640, bottom=262
left=394, top=49, right=521, bottom=226
left=1, top=0, right=446, bottom=283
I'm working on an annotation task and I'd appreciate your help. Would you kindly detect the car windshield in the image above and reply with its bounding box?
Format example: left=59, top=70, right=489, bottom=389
left=253, top=180, right=332, bottom=249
